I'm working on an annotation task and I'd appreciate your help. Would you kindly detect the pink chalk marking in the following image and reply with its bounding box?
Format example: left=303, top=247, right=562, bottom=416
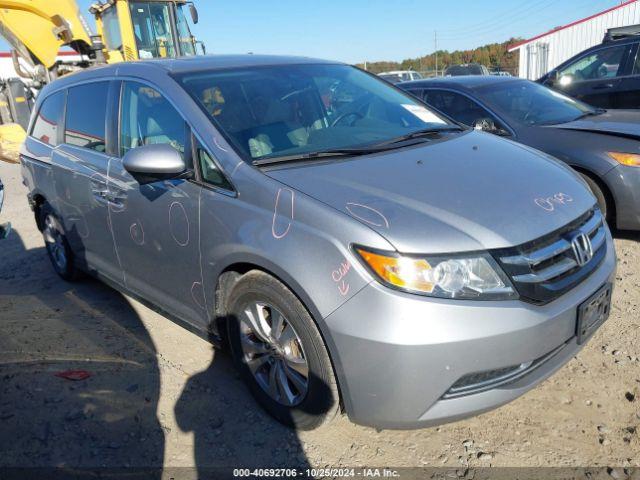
left=130, top=221, right=145, bottom=245
left=271, top=188, right=294, bottom=239
left=169, top=201, right=190, bottom=246
left=331, top=260, right=352, bottom=296
left=345, top=202, right=389, bottom=228
left=331, top=261, right=351, bottom=283
left=213, top=136, right=228, bottom=152
left=534, top=192, right=574, bottom=212
left=191, top=281, right=205, bottom=309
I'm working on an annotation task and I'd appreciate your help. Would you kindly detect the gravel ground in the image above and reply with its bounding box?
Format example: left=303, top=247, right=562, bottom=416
left=0, top=159, right=638, bottom=474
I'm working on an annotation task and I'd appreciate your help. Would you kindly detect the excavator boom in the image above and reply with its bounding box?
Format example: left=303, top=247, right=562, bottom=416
left=0, top=0, right=202, bottom=163
left=0, top=0, right=93, bottom=70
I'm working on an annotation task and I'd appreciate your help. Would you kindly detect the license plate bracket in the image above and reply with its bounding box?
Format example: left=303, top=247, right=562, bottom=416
left=577, top=283, right=612, bottom=344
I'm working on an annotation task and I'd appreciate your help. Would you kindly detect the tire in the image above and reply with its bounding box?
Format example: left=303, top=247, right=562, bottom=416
left=39, top=203, right=82, bottom=281
left=227, top=270, right=339, bottom=430
left=580, top=173, right=610, bottom=223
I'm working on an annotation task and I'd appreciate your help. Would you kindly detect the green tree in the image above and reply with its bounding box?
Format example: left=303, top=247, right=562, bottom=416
left=358, top=38, right=523, bottom=76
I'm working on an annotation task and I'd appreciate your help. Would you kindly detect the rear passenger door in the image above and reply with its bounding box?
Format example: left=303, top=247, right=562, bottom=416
left=51, top=81, right=124, bottom=283
left=107, top=81, right=206, bottom=327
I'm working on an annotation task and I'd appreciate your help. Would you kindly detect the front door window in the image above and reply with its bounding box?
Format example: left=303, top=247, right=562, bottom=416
left=558, top=46, right=627, bottom=84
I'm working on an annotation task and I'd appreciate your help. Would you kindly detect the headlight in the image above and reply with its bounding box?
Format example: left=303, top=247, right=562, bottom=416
left=608, top=152, right=640, bottom=167
left=354, top=247, right=517, bottom=300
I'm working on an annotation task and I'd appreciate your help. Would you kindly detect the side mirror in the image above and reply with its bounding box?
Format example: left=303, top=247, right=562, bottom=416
left=473, top=117, right=496, bottom=132
left=558, top=74, right=574, bottom=87
left=123, top=144, right=190, bottom=184
left=473, top=118, right=510, bottom=136
left=189, top=4, right=199, bottom=24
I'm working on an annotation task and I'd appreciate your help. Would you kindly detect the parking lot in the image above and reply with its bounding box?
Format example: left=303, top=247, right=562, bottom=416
left=0, top=156, right=639, bottom=471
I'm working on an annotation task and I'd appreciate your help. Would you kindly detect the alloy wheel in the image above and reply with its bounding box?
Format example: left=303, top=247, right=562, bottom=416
left=43, top=214, right=67, bottom=272
left=239, top=302, right=309, bottom=406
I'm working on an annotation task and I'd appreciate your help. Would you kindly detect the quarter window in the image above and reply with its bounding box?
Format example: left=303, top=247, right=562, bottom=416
left=31, top=91, right=65, bottom=146
left=634, top=48, right=640, bottom=75
left=558, top=46, right=627, bottom=81
left=120, top=82, right=187, bottom=161
left=64, top=82, right=109, bottom=152
left=198, top=148, right=232, bottom=190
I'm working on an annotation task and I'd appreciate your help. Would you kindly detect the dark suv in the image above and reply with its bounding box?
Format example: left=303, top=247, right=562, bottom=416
left=538, top=28, right=640, bottom=109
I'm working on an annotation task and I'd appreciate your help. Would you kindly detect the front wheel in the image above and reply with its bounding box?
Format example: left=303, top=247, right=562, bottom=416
left=227, top=270, right=340, bottom=430
left=580, top=173, right=610, bottom=223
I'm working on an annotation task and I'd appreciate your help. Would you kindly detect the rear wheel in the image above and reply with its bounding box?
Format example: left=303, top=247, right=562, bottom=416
left=227, top=270, right=339, bottom=430
left=40, top=204, right=81, bottom=281
left=580, top=173, right=610, bottom=223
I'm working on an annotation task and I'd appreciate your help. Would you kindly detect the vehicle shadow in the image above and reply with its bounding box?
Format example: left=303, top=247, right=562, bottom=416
left=173, top=354, right=310, bottom=478
left=1, top=229, right=317, bottom=478
left=174, top=332, right=331, bottom=478
left=0, top=229, right=164, bottom=475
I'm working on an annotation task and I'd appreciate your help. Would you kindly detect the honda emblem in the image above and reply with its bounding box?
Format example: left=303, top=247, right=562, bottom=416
left=571, top=232, right=593, bottom=267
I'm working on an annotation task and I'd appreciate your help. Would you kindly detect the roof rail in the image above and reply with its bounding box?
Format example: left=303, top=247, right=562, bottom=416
left=603, top=24, right=640, bottom=42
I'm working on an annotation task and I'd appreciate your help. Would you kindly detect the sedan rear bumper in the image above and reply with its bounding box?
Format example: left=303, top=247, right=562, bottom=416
left=323, top=233, right=616, bottom=429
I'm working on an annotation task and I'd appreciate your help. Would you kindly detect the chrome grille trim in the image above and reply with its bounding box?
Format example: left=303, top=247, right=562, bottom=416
left=513, top=256, right=577, bottom=283
left=502, top=211, right=603, bottom=267
left=495, top=209, right=607, bottom=304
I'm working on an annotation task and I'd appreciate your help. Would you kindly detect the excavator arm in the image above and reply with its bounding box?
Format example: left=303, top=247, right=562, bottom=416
left=0, top=0, right=93, bottom=71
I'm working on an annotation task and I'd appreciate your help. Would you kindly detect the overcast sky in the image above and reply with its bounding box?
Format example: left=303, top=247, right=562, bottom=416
left=0, top=0, right=625, bottom=64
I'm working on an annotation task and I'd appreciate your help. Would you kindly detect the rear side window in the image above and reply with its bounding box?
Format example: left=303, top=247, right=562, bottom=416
left=31, top=91, right=64, bottom=146
left=65, top=82, right=109, bottom=152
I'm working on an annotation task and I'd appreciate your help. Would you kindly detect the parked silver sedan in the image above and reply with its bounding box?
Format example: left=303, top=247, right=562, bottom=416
left=21, top=55, right=615, bottom=429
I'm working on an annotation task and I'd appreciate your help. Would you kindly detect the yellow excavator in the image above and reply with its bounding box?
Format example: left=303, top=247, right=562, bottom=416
left=0, top=0, right=202, bottom=161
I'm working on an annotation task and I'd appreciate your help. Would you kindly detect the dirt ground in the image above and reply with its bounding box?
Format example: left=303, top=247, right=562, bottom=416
left=0, top=159, right=639, bottom=475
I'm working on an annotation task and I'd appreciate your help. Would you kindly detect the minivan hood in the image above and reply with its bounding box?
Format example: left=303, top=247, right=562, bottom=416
left=548, top=110, right=640, bottom=140
left=265, top=131, right=596, bottom=254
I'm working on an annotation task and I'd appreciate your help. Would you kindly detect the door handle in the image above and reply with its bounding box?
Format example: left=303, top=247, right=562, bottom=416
left=592, top=83, right=614, bottom=90
left=106, top=190, right=126, bottom=207
left=91, top=184, right=110, bottom=204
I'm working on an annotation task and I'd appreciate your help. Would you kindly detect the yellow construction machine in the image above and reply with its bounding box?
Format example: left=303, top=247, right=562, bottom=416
left=0, top=0, right=202, bottom=161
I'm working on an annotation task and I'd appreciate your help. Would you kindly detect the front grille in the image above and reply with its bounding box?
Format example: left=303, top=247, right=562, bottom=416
left=494, top=209, right=607, bottom=304
left=443, top=342, right=567, bottom=399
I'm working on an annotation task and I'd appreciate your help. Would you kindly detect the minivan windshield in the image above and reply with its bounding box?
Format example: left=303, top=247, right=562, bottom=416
left=177, top=64, right=450, bottom=163
left=477, top=80, right=597, bottom=126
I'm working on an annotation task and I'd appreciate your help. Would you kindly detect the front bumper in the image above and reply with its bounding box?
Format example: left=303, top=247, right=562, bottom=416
left=324, top=233, right=616, bottom=429
left=604, top=164, right=640, bottom=230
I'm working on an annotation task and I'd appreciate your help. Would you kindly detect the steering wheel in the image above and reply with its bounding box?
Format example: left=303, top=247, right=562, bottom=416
left=330, top=110, right=364, bottom=127
left=280, top=86, right=314, bottom=101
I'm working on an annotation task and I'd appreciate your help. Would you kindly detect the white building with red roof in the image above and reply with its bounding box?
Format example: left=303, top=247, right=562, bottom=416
left=508, top=0, right=640, bottom=80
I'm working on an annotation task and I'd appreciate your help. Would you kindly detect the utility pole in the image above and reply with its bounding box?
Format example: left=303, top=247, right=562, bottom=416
left=434, top=30, right=438, bottom=77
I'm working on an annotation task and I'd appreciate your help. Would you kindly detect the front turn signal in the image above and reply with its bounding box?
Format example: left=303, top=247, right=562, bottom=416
left=608, top=152, right=640, bottom=167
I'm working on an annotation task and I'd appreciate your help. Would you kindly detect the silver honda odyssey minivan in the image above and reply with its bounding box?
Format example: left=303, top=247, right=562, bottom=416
left=21, top=55, right=616, bottom=430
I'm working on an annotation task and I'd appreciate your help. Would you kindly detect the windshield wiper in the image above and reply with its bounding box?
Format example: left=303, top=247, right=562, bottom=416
left=253, top=143, right=424, bottom=166
left=377, top=126, right=465, bottom=146
left=253, top=127, right=465, bottom=166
